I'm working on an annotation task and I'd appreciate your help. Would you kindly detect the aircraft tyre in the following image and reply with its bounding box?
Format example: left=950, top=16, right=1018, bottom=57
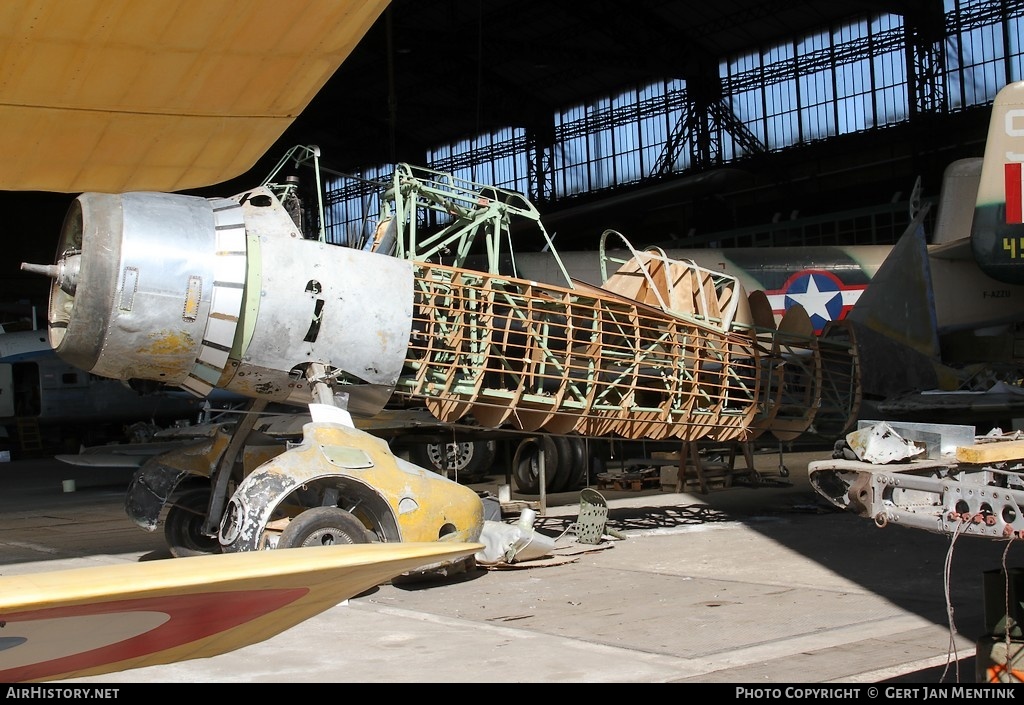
left=409, top=438, right=496, bottom=481
left=277, top=507, right=372, bottom=548
left=164, top=487, right=223, bottom=558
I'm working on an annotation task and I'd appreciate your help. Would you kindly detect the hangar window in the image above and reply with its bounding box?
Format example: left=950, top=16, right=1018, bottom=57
left=320, top=0, right=1024, bottom=249
left=1010, top=13, right=1024, bottom=82
left=322, top=163, right=390, bottom=249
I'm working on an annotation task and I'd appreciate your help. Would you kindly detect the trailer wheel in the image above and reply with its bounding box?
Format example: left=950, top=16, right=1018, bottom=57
left=164, top=487, right=222, bottom=558
left=549, top=435, right=575, bottom=493
left=512, top=436, right=562, bottom=494
left=409, top=438, right=496, bottom=481
left=277, top=507, right=371, bottom=548
left=565, top=435, right=589, bottom=490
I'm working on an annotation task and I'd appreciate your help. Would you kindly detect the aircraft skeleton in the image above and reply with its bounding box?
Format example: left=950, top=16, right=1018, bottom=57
left=23, top=155, right=853, bottom=557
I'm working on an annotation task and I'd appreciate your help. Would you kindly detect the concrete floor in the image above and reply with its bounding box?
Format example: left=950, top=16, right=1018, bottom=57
left=0, top=447, right=1018, bottom=683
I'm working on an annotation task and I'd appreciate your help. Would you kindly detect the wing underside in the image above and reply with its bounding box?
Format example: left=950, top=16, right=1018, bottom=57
left=0, top=0, right=389, bottom=193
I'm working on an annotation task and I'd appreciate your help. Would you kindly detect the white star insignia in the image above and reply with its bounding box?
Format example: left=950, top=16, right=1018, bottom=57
left=786, top=276, right=838, bottom=322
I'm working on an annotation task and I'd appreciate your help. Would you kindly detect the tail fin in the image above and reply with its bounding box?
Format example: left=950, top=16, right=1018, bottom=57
left=845, top=218, right=938, bottom=360
left=971, top=80, right=1024, bottom=284
left=930, top=158, right=982, bottom=249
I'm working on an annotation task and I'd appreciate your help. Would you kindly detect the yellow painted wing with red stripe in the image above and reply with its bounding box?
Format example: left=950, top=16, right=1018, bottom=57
left=0, top=541, right=481, bottom=682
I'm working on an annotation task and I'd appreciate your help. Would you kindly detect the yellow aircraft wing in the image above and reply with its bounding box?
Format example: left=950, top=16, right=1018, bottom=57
left=0, top=0, right=389, bottom=193
left=0, top=541, right=481, bottom=683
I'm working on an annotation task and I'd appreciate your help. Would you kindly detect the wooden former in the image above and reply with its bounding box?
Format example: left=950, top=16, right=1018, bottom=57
left=393, top=235, right=858, bottom=447
left=373, top=172, right=859, bottom=446
left=745, top=291, right=821, bottom=440
left=815, top=319, right=863, bottom=439
left=398, top=257, right=761, bottom=442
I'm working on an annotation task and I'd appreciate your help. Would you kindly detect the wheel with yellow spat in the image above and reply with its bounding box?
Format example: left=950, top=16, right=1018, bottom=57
left=277, top=507, right=372, bottom=548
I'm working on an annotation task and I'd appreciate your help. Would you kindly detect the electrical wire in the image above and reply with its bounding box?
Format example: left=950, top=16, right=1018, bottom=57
left=940, top=518, right=971, bottom=683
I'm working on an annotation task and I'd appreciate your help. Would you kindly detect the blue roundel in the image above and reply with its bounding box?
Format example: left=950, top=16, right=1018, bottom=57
left=783, top=272, right=843, bottom=331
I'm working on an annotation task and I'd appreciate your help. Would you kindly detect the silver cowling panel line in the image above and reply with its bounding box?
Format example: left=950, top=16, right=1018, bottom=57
left=179, top=197, right=247, bottom=398
left=41, top=187, right=414, bottom=418
left=219, top=189, right=414, bottom=415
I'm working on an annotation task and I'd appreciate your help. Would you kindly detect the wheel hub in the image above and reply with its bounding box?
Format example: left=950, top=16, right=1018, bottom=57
left=301, top=527, right=358, bottom=546
left=427, top=441, right=473, bottom=471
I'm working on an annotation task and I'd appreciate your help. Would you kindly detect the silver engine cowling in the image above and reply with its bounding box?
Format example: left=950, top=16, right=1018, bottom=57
left=29, top=187, right=414, bottom=417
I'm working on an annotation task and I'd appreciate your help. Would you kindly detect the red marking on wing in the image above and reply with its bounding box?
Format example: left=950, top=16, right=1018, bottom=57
left=0, top=587, right=307, bottom=682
